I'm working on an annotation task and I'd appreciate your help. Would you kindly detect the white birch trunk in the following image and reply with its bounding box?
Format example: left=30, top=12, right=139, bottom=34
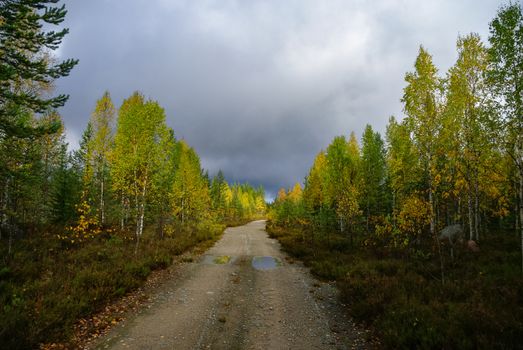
left=100, top=162, right=105, bottom=226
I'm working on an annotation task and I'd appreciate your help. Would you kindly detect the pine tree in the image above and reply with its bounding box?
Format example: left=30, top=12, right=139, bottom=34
left=361, top=124, right=387, bottom=230
left=0, top=0, right=78, bottom=137
left=210, top=170, right=227, bottom=219
left=51, top=143, right=81, bottom=224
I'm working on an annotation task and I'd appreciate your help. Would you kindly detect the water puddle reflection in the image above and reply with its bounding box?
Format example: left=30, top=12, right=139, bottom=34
left=202, top=255, right=233, bottom=265
left=252, top=256, right=281, bottom=270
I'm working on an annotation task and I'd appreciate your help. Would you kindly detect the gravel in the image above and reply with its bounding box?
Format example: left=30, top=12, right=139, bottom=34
left=90, top=220, right=372, bottom=350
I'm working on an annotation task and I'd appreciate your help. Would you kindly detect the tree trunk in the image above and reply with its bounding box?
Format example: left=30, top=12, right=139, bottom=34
left=519, top=168, right=523, bottom=275
left=468, top=192, right=474, bottom=241
left=181, top=198, right=185, bottom=226
left=392, top=192, right=396, bottom=229
left=515, top=194, right=519, bottom=233
left=429, top=164, right=444, bottom=284
left=138, top=182, right=147, bottom=237
left=514, top=172, right=520, bottom=234
left=350, top=222, right=353, bottom=247
left=134, top=230, right=141, bottom=256
left=134, top=199, right=145, bottom=255
left=429, top=179, right=435, bottom=240
left=138, top=204, right=145, bottom=236
left=366, top=199, right=370, bottom=233
left=135, top=177, right=147, bottom=254
left=120, top=196, right=125, bottom=231
left=1, top=177, right=9, bottom=241
left=100, top=163, right=105, bottom=226
left=474, top=173, right=480, bottom=242
left=8, top=228, right=12, bottom=256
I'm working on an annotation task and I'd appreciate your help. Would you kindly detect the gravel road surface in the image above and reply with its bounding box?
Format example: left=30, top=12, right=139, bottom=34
left=92, top=220, right=369, bottom=350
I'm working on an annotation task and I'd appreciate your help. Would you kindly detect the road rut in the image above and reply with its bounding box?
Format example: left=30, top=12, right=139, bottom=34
left=93, top=220, right=368, bottom=349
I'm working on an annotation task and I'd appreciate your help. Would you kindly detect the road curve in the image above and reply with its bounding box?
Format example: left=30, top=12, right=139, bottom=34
left=92, top=220, right=368, bottom=349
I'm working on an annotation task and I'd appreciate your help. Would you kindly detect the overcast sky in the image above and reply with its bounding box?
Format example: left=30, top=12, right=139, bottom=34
left=54, top=0, right=505, bottom=200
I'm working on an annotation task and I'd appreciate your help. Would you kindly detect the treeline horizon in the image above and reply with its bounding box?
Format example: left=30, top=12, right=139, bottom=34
left=2, top=89, right=267, bottom=251
left=272, top=5, right=521, bottom=256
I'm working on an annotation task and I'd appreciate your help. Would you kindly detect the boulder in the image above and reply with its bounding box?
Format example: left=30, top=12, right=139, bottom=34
left=466, top=240, right=480, bottom=252
left=439, top=224, right=463, bottom=243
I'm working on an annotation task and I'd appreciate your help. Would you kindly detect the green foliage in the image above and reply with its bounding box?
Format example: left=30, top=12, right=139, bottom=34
left=0, top=85, right=266, bottom=347
left=361, top=124, right=389, bottom=224
left=111, top=92, right=171, bottom=239
left=83, top=91, right=116, bottom=226
left=50, top=144, right=81, bottom=224
left=487, top=2, right=523, bottom=273
left=0, top=0, right=78, bottom=137
left=171, top=140, right=210, bottom=225
left=209, top=173, right=265, bottom=225
left=270, top=4, right=519, bottom=260
left=272, top=134, right=362, bottom=236
left=386, top=116, right=422, bottom=205
left=488, top=3, right=523, bottom=127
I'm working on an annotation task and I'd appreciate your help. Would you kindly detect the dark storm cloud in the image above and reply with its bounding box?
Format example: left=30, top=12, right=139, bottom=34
left=54, top=0, right=503, bottom=200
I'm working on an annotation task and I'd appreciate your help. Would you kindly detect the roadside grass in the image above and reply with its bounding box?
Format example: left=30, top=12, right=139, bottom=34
left=0, top=223, right=224, bottom=349
left=267, top=222, right=523, bottom=349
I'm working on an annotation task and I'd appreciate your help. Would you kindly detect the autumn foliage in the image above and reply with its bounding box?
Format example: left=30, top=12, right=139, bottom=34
left=268, top=4, right=523, bottom=348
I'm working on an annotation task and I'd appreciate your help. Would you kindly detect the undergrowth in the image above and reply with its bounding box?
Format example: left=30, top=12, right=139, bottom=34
left=267, top=222, right=523, bottom=349
left=0, top=223, right=223, bottom=349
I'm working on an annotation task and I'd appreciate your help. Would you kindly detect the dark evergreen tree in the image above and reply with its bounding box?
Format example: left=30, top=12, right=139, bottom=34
left=0, top=0, right=78, bottom=137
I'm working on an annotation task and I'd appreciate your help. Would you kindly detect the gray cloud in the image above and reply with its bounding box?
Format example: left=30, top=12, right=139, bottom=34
left=54, top=0, right=503, bottom=200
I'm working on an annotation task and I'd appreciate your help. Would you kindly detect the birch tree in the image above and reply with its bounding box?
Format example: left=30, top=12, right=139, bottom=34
left=85, top=92, right=115, bottom=225
left=444, top=33, right=492, bottom=240
left=361, top=124, right=387, bottom=229
left=171, top=140, right=210, bottom=226
left=385, top=116, right=421, bottom=218
left=402, top=46, right=442, bottom=243
left=111, top=92, right=169, bottom=251
left=402, top=46, right=446, bottom=282
left=487, top=3, right=523, bottom=272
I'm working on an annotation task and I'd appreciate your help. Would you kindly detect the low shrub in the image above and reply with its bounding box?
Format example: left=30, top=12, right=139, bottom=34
left=0, top=223, right=222, bottom=349
left=268, top=222, right=523, bottom=349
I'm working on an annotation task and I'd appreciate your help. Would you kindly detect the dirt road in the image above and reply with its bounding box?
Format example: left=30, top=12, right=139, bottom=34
left=93, top=220, right=368, bottom=349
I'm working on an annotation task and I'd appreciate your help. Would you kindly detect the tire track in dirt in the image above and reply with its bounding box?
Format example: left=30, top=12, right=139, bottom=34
left=91, top=220, right=370, bottom=349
